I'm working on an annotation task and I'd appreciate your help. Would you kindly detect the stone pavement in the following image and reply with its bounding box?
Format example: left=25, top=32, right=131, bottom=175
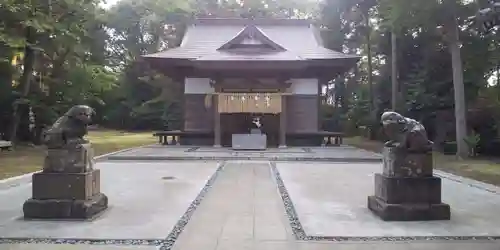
left=167, top=161, right=500, bottom=250
left=105, top=145, right=382, bottom=162
left=171, top=161, right=295, bottom=250
left=0, top=161, right=219, bottom=239
left=0, top=147, right=500, bottom=249
left=275, top=162, right=500, bottom=237
left=0, top=246, right=157, bottom=250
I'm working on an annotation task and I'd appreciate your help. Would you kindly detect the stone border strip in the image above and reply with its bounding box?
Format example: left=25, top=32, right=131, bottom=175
left=270, top=162, right=500, bottom=242
left=302, top=147, right=312, bottom=153
left=185, top=147, right=200, bottom=152
left=106, top=155, right=382, bottom=163
left=435, top=170, right=500, bottom=195
left=93, top=144, right=155, bottom=162
left=305, top=236, right=500, bottom=242
left=0, top=144, right=154, bottom=190
left=0, top=161, right=226, bottom=248
left=0, top=238, right=164, bottom=246
left=159, top=161, right=225, bottom=250
left=269, top=162, right=308, bottom=240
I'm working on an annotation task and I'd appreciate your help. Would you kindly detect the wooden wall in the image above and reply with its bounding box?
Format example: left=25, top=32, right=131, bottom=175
left=183, top=78, right=320, bottom=133
left=184, top=94, right=213, bottom=131
left=286, top=95, right=318, bottom=132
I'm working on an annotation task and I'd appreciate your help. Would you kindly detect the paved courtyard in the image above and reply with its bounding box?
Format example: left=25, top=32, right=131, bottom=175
left=0, top=146, right=499, bottom=249
left=105, top=145, right=382, bottom=162
left=275, top=162, right=500, bottom=237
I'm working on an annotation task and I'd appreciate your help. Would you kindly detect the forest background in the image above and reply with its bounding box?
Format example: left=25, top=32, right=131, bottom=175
left=1, top=0, right=500, bottom=159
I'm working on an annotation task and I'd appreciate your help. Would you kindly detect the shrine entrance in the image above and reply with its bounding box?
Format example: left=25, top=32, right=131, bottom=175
left=215, top=92, right=284, bottom=149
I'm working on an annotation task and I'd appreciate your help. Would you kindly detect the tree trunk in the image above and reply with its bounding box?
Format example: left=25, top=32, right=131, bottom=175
left=365, top=17, right=375, bottom=114
left=335, top=75, right=346, bottom=112
left=446, top=10, right=468, bottom=158
left=0, top=47, right=14, bottom=138
left=9, top=27, right=36, bottom=145
left=391, top=31, right=399, bottom=111
left=364, top=13, right=377, bottom=139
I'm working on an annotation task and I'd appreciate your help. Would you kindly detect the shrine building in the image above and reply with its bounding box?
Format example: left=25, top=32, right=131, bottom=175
left=143, top=18, right=359, bottom=148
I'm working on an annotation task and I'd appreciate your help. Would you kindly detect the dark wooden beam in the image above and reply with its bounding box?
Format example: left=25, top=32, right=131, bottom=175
left=279, top=95, right=287, bottom=148
left=143, top=56, right=359, bottom=80
left=171, top=67, right=346, bottom=79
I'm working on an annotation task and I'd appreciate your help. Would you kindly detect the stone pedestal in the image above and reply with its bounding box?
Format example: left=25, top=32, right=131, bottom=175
left=43, top=143, right=95, bottom=173
left=367, top=146, right=450, bottom=221
left=382, top=146, right=433, bottom=177
left=24, top=169, right=108, bottom=220
left=232, top=134, right=267, bottom=150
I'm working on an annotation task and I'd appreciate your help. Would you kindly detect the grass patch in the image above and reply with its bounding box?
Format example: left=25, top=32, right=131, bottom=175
left=0, top=130, right=155, bottom=180
left=345, top=136, right=500, bottom=186
left=86, top=130, right=156, bottom=156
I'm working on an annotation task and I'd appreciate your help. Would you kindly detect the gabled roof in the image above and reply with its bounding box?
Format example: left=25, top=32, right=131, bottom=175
left=217, top=25, right=286, bottom=52
left=143, top=18, right=359, bottom=63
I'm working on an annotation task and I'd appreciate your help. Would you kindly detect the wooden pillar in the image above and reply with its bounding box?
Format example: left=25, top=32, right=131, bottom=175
left=279, top=95, right=287, bottom=148
left=318, top=78, right=323, bottom=131
left=213, top=94, right=221, bottom=147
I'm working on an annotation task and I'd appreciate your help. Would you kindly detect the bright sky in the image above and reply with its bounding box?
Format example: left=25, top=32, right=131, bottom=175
left=101, top=0, right=118, bottom=9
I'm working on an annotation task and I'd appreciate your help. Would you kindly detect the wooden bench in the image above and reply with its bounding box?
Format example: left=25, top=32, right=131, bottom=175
left=0, top=140, right=12, bottom=151
left=153, top=131, right=182, bottom=145
left=318, top=131, right=344, bottom=146
left=287, top=131, right=344, bottom=146
left=153, top=130, right=214, bottom=146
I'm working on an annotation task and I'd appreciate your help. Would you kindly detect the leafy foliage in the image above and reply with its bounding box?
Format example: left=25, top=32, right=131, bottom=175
left=0, top=0, right=316, bottom=141
left=1, top=0, right=500, bottom=157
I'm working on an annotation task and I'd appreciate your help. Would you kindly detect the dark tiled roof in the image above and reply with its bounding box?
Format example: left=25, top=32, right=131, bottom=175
left=196, top=50, right=303, bottom=61
left=144, top=18, right=359, bottom=62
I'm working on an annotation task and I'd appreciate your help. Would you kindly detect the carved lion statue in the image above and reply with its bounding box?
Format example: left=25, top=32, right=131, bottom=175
left=43, top=105, right=95, bottom=148
left=381, top=111, right=433, bottom=152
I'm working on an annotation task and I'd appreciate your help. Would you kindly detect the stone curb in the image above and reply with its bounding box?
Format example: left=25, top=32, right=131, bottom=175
left=0, top=238, right=164, bottom=246
left=0, top=144, right=154, bottom=191
left=435, top=170, right=500, bottom=195
left=106, top=155, right=383, bottom=163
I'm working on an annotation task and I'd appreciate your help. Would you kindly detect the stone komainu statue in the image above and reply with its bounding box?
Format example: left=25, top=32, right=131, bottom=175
left=43, top=105, right=95, bottom=148
left=42, top=105, right=95, bottom=173
left=381, top=111, right=433, bottom=152
left=24, top=105, right=107, bottom=219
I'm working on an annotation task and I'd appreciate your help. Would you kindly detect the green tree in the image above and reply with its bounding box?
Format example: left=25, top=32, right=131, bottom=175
left=1, top=0, right=116, bottom=144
